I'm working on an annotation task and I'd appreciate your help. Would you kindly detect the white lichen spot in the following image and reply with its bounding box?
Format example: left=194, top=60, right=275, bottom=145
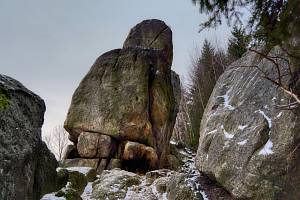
left=238, top=125, right=248, bottom=130
left=256, top=109, right=272, bottom=128
left=221, top=125, right=234, bottom=139
left=258, top=139, right=274, bottom=155
left=237, top=139, right=248, bottom=146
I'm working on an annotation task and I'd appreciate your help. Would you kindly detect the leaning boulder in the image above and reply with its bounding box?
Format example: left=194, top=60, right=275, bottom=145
left=0, top=74, right=58, bottom=200
left=64, top=19, right=180, bottom=171
left=196, top=47, right=300, bottom=199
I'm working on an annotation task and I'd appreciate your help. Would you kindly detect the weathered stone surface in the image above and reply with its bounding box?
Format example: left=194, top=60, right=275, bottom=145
left=0, top=74, right=58, bottom=200
left=123, top=19, right=173, bottom=65
left=64, top=19, right=180, bottom=169
left=92, top=169, right=202, bottom=200
left=92, top=169, right=141, bottom=199
left=77, top=132, right=114, bottom=158
left=196, top=47, right=300, bottom=199
left=62, top=158, right=99, bottom=169
left=167, top=173, right=200, bottom=200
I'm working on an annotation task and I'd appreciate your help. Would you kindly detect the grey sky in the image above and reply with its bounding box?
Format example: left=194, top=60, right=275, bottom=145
left=0, top=0, right=231, bottom=136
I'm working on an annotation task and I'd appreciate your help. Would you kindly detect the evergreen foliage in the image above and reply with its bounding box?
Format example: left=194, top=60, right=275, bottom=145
left=187, top=40, right=226, bottom=147
left=192, top=0, right=300, bottom=47
left=227, top=26, right=251, bottom=62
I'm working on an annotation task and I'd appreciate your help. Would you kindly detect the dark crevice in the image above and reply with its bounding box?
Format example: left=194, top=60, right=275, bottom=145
left=122, top=157, right=152, bottom=174
left=147, top=63, right=158, bottom=153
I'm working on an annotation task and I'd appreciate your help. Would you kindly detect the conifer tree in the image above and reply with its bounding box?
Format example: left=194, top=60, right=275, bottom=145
left=187, top=40, right=226, bottom=147
left=227, top=26, right=250, bottom=63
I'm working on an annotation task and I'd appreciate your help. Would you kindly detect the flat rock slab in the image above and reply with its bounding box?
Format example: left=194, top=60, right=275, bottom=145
left=62, top=158, right=99, bottom=169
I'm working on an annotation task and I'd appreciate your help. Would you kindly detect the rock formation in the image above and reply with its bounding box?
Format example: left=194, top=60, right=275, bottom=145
left=196, top=47, right=300, bottom=199
left=64, top=19, right=180, bottom=172
left=0, top=74, right=58, bottom=200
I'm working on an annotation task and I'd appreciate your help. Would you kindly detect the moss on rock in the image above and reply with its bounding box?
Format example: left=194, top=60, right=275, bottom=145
left=0, top=88, right=10, bottom=110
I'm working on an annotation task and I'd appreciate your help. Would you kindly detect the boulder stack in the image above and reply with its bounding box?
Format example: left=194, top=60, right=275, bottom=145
left=64, top=19, right=180, bottom=172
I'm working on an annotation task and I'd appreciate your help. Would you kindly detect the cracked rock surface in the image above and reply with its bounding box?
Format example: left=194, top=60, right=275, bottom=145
left=196, top=47, right=300, bottom=200
left=64, top=19, right=180, bottom=171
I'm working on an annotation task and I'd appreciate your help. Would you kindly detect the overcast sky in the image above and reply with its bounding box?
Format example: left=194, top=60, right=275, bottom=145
left=0, top=0, right=231, bottom=136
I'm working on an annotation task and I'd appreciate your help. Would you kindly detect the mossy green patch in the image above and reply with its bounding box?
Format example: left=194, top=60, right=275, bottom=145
left=0, top=88, right=10, bottom=110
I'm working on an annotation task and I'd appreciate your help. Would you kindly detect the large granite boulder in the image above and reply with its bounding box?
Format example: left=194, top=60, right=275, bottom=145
left=0, top=74, right=58, bottom=200
left=196, top=47, right=300, bottom=199
left=64, top=19, right=180, bottom=171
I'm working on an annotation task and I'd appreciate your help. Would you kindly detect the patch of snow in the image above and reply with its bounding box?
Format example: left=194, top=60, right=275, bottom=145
left=41, top=193, right=66, bottom=200
left=237, top=139, right=248, bottom=146
left=238, top=125, right=248, bottom=130
left=258, top=139, right=274, bottom=155
left=170, top=140, right=177, bottom=145
left=124, top=188, right=136, bottom=200
left=217, top=90, right=235, bottom=110
left=206, top=154, right=209, bottom=161
left=206, top=129, right=217, bottom=135
left=276, top=112, right=282, bottom=118
left=272, top=97, right=276, bottom=101
left=81, top=182, right=94, bottom=200
left=66, top=167, right=93, bottom=175
left=256, top=109, right=272, bottom=128
left=221, top=125, right=234, bottom=139
left=264, top=105, right=269, bottom=109
left=200, top=190, right=209, bottom=200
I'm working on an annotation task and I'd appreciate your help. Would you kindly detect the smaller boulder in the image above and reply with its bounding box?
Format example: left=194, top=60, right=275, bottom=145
left=92, top=169, right=141, bottom=199
left=122, top=141, right=158, bottom=170
left=77, top=132, right=115, bottom=158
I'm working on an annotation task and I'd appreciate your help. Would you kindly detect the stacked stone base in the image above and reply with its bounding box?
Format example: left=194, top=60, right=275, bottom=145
left=63, top=132, right=158, bottom=174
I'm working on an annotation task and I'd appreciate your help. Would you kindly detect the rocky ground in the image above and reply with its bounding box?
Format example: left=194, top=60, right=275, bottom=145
left=41, top=144, right=233, bottom=200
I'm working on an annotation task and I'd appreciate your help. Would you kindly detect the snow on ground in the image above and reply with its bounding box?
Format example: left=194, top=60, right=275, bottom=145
left=256, top=109, right=272, bottom=128
left=258, top=139, right=274, bottom=155
left=81, top=182, right=94, bottom=200
left=237, top=139, right=248, bottom=146
left=181, top=149, right=209, bottom=200
left=41, top=193, right=66, bottom=200
left=217, top=89, right=235, bottom=110
left=221, top=125, right=234, bottom=139
left=65, top=167, right=93, bottom=175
